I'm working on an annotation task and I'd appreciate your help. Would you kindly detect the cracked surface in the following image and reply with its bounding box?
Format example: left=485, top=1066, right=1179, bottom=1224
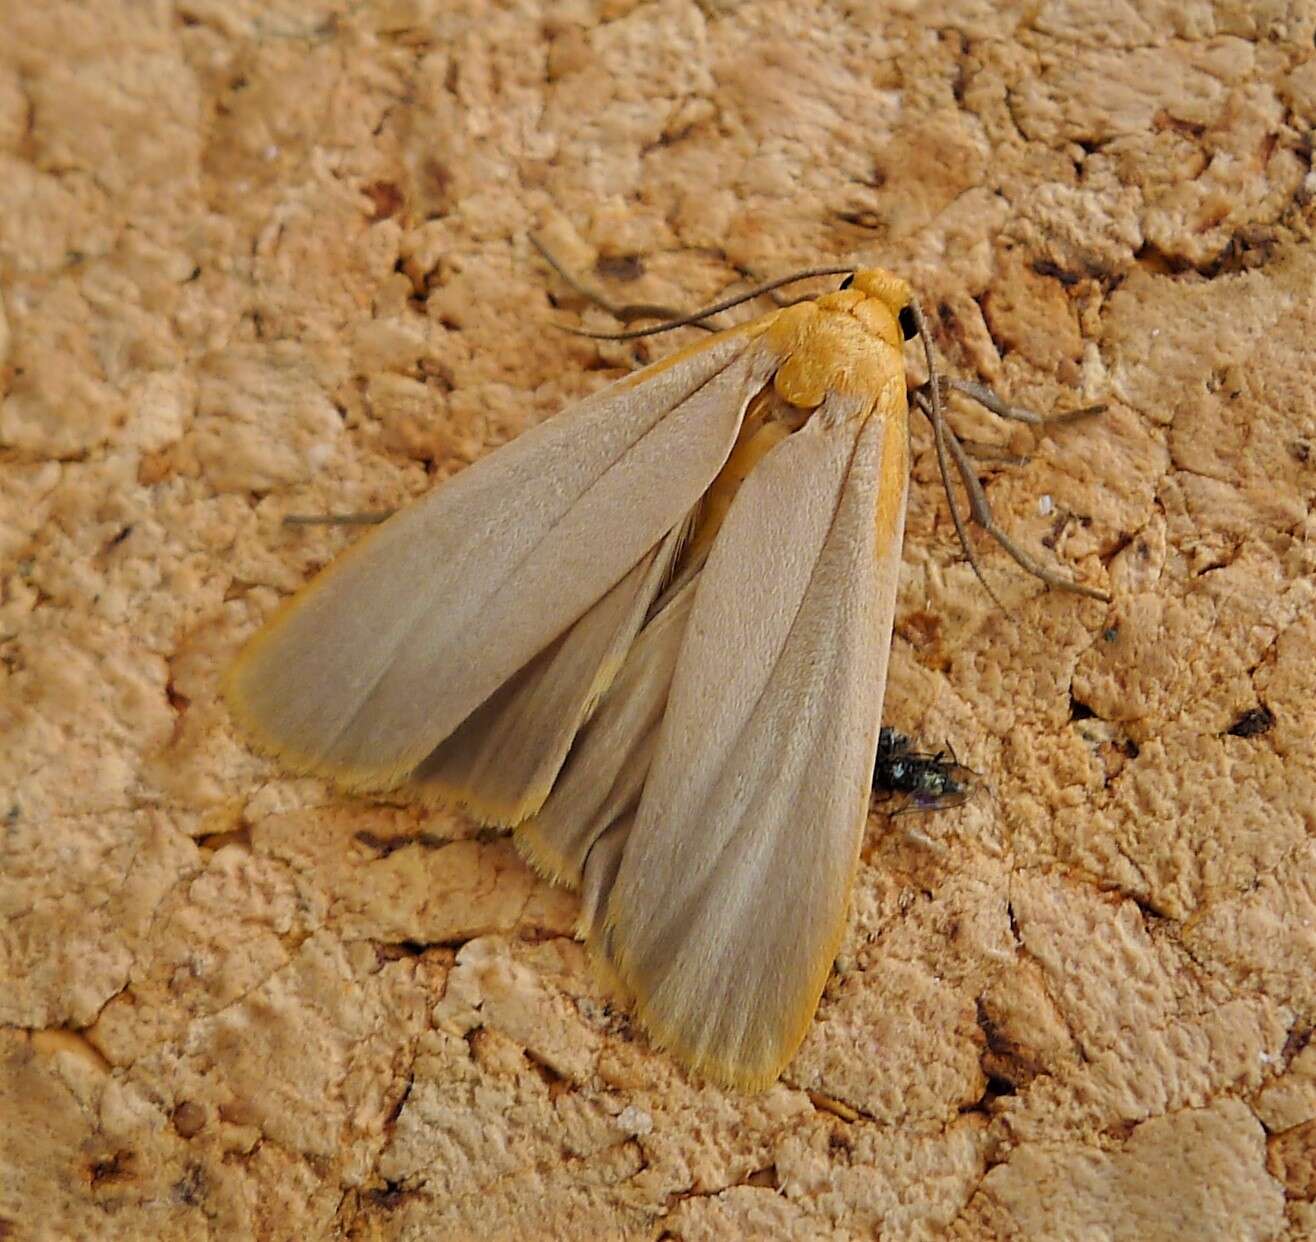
left=2, top=1, right=1313, bottom=1238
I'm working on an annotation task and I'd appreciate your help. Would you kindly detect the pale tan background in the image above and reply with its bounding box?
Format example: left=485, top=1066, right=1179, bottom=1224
left=2, top=1, right=1314, bottom=1238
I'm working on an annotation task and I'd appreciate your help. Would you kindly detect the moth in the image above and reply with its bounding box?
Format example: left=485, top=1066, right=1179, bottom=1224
left=225, top=255, right=1106, bottom=1089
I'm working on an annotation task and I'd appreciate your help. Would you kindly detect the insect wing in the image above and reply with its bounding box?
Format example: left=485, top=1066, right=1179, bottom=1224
left=225, top=330, right=776, bottom=795
left=592, top=391, right=910, bottom=1088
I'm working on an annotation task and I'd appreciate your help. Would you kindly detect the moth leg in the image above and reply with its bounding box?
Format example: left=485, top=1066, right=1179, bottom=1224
left=895, top=821, right=948, bottom=854
left=954, top=440, right=1027, bottom=466
left=281, top=511, right=394, bottom=527
left=917, top=376, right=1100, bottom=466
left=943, top=426, right=1109, bottom=599
left=906, top=302, right=1008, bottom=611
left=914, top=388, right=1109, bottom=602
left=940, top=377, right=1106, bottom=428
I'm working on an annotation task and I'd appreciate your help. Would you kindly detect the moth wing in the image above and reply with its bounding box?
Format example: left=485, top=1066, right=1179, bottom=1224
left=516, top=413, right=809, bottom=861
left=225, top=330, right=776, bottom=790
left=595, top=392, right=910, bottom=1089
left=408, top=519, right=687, bottom=824
left=514, top=575, right=698, bottom=884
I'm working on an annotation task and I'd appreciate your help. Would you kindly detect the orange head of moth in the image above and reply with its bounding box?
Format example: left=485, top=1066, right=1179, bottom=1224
left=763, top=268, right=918, bottom=412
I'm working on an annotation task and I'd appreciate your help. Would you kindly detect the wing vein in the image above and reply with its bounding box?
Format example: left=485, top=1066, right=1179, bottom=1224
left=654, top=424, right=867, bottom=932
left=330, top=346, right=762, bottom=757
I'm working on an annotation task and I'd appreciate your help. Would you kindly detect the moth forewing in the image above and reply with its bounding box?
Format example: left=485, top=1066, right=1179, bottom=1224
left=514, top=397, right=819, bottom=881
left=591, top=386, right=910, bottom=1090
left=579, top=817, right=629, bottom=940
left=224, top=327, right=775, bottom=796
left=515, top=576, right=699, bottom=887
left=408, top=519, right=688, bottom=825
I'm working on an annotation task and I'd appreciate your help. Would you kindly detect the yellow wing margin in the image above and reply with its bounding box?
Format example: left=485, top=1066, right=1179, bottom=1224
left=590, top=389, right=910, bottom=1089
left=224, top=326, right=779, bottom=797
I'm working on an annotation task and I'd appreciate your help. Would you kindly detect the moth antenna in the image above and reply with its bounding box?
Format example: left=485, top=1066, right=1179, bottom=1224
left=567, top=266, right=856, bottom=340
left=530, top=237, right=853, bottom=342
left=728, top=262, right=827, bottom=311
left=528, top=233, right=714, bottom=331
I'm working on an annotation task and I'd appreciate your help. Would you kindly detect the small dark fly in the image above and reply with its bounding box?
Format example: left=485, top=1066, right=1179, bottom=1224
left=871, top=727, right=977, bottom=814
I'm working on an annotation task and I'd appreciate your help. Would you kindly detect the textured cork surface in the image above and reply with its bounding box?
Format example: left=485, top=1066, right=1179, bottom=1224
left=2, top=2, right=1314, bottom=1239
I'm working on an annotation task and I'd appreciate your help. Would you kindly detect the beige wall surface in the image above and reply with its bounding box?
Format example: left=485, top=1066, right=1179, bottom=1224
left=2, top=1, right=1314, bottom=1238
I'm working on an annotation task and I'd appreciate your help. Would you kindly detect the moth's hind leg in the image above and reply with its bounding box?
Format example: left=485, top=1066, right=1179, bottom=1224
left=281, top=511, right=394, bottom=527
left=911, top=382, right=1110, bottom=603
